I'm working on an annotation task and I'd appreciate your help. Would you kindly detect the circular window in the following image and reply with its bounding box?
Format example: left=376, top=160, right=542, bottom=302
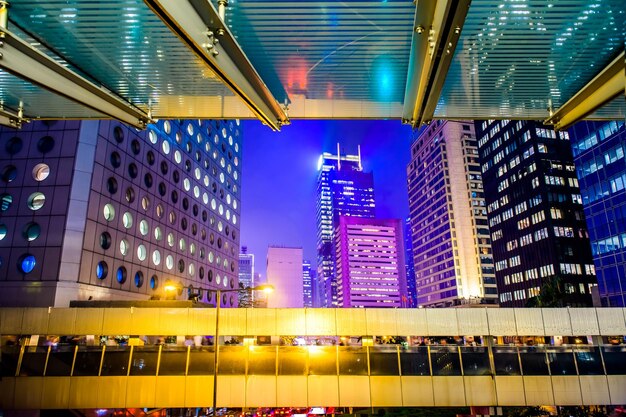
left=174, top=150, right=182, bottom=164
left=131, top=139, right=141, bottom=155
left=202, top=210, right=208, bottom=222
left=169, top=211, right=176, bottom=225
left=134, top=271, right=144, bottom=288
left=216, top=274, right=221, bottom=285
left=185, top=160, right=192, bottom=172
left=100, top=231, right=112, bottom=249
left=110, top=152, right=121, bottom=168
left=178, top=259, right=185, bottom=273
left=187, top=123, right=194, bottom=135
left=18, top=254, right=36, bottom=274
left=193, top=186, right=200, bottom=199
left=116, top=266, right=127, bottom=284
left=128, top=163, right=138, bottom=179
left=171, top=190, right=178, bottom=204
left=0, top=194, right=13, bottom=211
left=219, top=204, right=224, bottom=216
left=32, top=163, right=50, bottom=182
left=208, top=251, right=214, bottom=263
left=199, top=266, right=205, bottom=279
left=211, top=199, right=217, bottom=210
left=122, top=212, right=133, bottom=229
left=0, top=224, right=7, bottom=240
left=154, top=226, right=163, bottom=241
left=165, top=255, right=174, bottom=270
left=146, top=150, right=155, bottom=166
left=149, top=130, right=158, bottom=144
left=152, top=250, right=161, bottom=266
left=125, top=187, right=135, bottom=203
left=163, top=121, right=171, bottom=134
left=37, top=135, right=55, bottom=153
left=167, top=233, right=175, bottom=247
left=176, top=132, right=182, bottom=144
left=144, top=173, right=153, bottom=188
left=217, top=237, right=223, bottom=248
left=232, top=214, right=237, bottom=225
left=208, top=269, right=213, bottom=282
left=182, top=197, right=189, bottom=210
left=201, top=229, right=207, bottom=240
left=22, top=222, right=41, bottom=241
left=160, top=161, right=169, bottom=175
left=137, top=244, right=147, bottom=261
left=188, top=263, right=195, bottom=277
left=27, top=193, right=46, bottom=211
left=193, top=204, right=199, bottom=217
left=191, top=223, right=197, bottom=236
left=172, top=170, right=180, bottom=183
left=119, top=239, right=129, bottom=256
left=106, top=177, right=118, bottom=194
left=190, top=243, right=196, bottom=255
left=141, top=196, right=150, bottom=211
left=162, top=140, right=171, bottom=155
left=223, top=277, right=229, bottom=288
left=181, top=218, right=188, bottom=230
left=113, top=126, right=124, bottom=143
left=179, top=238, right=186, bottom=252
left=139, top=220, right=149, bottom=236
left=194, top=168, right=201, bottom=180
left=6, top=137, right=23, bottom=155
left=150, top=275, right=159, bottom=290
left=1, top=165, right=17, bottom=183
left=96, top=261, right=108, bottom=280
left=156, top=204, right=164, bottom=218
left=158, top=182, right=167, bottom=197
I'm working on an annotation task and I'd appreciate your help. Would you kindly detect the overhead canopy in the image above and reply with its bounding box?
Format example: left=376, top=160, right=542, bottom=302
left=1, top=0, right=623, bottom=130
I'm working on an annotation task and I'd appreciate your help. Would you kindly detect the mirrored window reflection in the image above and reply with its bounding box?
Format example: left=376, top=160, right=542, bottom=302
left=399, top=347, right=430, bottom=376
left=574, top=347, right=604, bottom=375
left=519, top=347, right=549, bottom=375
left=159, top=346, right=188, bottom=376
left=547, top=348, right=577, bottom=375
left=45, top=345, right=75, bottom=376
left=460, top=346, right=490, bottom=376
left=338, top=347, right=367, bottom=375
left=218, top=346, right=246, bottom=375
left=19, top=346, right=48, bottom=376
left=430, top=346, right=462, bottom=376
left=369, top=346, right=399, bottom=376
left=308, top=346, right=337, bottom=375
left=248, top=346, right=276, bottom=375
left=100, top=346, right=131, bottom=376
left=601, top=346, right=626, bottom=375
left=73, top=346, right=103, bottom=376
left=277, top=347, right=307, bottom=375
left=187, top=346, right=215, bottom=375
left=493, top=346, right=521, bottom=376
left=129, top=346, right=159, bottom=376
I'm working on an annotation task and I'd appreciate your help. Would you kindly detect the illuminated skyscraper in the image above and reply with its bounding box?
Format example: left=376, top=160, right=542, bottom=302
left=568, top=120, right=626, bottom=306
left=316, top=145, right=375, bottom=307
left=476, top=120, right=596, bottom=307
left=407, top=121, right=498, bottom=307
left=302, top=260, right=314, bottom=307
left=404, top=216, right=417, bottom=307
left=267, top=246, right=303, bottom=308
left=335, top=216, right=407, bottom=308
left=238, top=246, right=255, bottom=289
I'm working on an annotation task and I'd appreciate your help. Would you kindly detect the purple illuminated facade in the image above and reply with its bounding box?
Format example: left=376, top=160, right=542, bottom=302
left=335, top=216, right=407, bottom=308
left=407, top=120, right=498, bottom=307
left=316, top=147, right=375, bottom=307
left=476, top=120, right=596, bottom=307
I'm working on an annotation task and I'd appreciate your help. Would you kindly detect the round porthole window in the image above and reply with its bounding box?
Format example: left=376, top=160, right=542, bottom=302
left=139, top=220, right=149, bottom=236
left=6, top=137, right=23, bottom=155
left=103, top=204, right=115, bottom=221
left=119, top=239, right=129, bottom=256
left=19, top=254, right=36, bottom=274
left=150, top=275, right=159, bottom=290
left=100, top=231, right=112, bottom=249
left=122, top=212, right=133, bottom=229
left=106, top=177, right=118, bottom=194
left=152, top=250, right=161, bottom=266
left=37, top=136, right=55, bottom=153
left=113, top=126, right=124, bottom=143
left=0, top=224, right=7, bottom=241
left=154, top=226, right=162, bottom=241
left=116, top=266, right=127, bottom=284
left=1, top=165, right=17, bottom=183
left=0, top=194, right=13, bottom=211
left=96, top=261, right=108, bottom=280
left=134, top=271, right=144, bottom=288
left=32, top=163, right=50, bottom=182
left=22, top=222, right=41, bottom=242
left=149, top=130, right=158, bottom=144
left=27, top=192, right=46, bottom=211
left=137, top=244, right=147, bottom=261
left=165, top=255, right=174, bottom=270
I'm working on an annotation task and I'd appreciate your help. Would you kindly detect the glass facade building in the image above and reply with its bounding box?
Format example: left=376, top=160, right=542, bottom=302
left=0, top=119, right=241, bottom=307
left=476, top=120, right=596, bottom=307
left=569, top=120, right=626, bottom=306
left=407, top=120, right=497, bottom=307
left=316, top=148, right=375, bottom=307
left=404, top=216, right=417, bottom=308
left=302, top=260, right=314, bottom=307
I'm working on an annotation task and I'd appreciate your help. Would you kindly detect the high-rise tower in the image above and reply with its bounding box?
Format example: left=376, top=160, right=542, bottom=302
left=476, top=120, right=596, bottom=307
left=407, top=120, right=498, bottom=307
left=316, top=145, right=375, bottom=307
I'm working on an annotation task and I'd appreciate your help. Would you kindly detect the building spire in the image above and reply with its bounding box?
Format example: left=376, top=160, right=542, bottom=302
left=357, top=145, right=362, bottom=171
left=336, top=142, right=341, bottom=170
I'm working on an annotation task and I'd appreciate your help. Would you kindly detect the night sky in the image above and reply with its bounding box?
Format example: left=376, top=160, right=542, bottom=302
left=240, top=119, right=413, bottom=279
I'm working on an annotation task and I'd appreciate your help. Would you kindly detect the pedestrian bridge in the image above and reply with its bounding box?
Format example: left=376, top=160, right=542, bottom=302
left=1, top=306, right=626, bottom=409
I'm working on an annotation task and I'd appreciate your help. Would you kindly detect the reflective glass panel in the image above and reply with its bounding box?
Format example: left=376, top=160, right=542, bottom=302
left=493, top=346, right=521, bottom=376
left=308, top=346, right=337, bottom=375
left=1, top=345, right=21, bottom=376
left=45, top=345, right=75, bottom=376
left=248, top=346, right=276, bottom=375
left=601, top=346, right=626, bottom=375
left=547, top=348, right=577, bottom=376
left=519, top=347, right=549, bottom=375
left=73, top=346, right=103, bottom=376
left=19, top=346, right=48, bottom=376
left=159, top=346, right=188, bottom=376
left=187, top=346, right=215, bottom=375
left=218, top=346, right=246, bottom=375
left=399, top=347, right=430, bottom=376
left=461, top=346, right=491, bottom=376
left=430, top=346, right=462, bottom=376
left=277, top=347, right=307, bottom=375
left=338, top=347, right=368, bottom=375
left=369, top=346, right=399, bottom=376
left=100, top=346, right=131, bottom=376
left=130, top=346, right=159, bottom=376
left=574, top=347, right=604, bottom=375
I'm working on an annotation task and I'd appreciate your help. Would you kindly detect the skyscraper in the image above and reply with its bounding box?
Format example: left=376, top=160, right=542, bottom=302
left=568, top=120, right=626, bottom=306
left=476, top=120, right=596, bottom=307
left=404, top=216, right=417, bottom=308
left=407, top=120, right=498, bottom=307
left=238, top=246, right=255, bottom=304
left=302, top=260, right=314, bottom=307
left=0, top=119, right=242, bottom=307
left=335, top=216, right=407, bottom=308
left=316, top=145, right=375, bottom=307
left=267, top=246, right=304, bottom=308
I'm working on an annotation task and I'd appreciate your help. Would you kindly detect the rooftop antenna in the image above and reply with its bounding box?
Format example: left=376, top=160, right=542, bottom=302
left=357, top=145, right=363, bottom=171
left=337, top=142, right=341, bottom=170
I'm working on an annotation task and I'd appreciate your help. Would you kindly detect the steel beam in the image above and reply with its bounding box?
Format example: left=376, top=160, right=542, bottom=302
left=545, top=51, right=625, bottom=131
left=402, top=0, right=471, bottom=128
left=145, top=0, right=289, bottom=131
left=0, top=29, right=150, bottom=129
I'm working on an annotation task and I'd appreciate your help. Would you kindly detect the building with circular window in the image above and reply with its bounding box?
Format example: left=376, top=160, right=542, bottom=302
left=0, top=119, right=242, bottom=307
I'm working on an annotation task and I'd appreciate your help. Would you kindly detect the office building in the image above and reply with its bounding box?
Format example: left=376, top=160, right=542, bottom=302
left=316, top=146, right=375, bottom=307
left=302, top=260, right=314, bottom=307
left=335, top=216, right=407, bottom=308
left=569, top=120, right=626, bottom=306
left=266, top=246, right=303, bottom=308
left=0, top=119, right=241, bottom=307
left=476, top=120, right=596, bottom=307
left=239, top=245, right=255, bottom=289
left=407, top=120, right=498, bottom=307
left=404, top=216, right=417, bottom=307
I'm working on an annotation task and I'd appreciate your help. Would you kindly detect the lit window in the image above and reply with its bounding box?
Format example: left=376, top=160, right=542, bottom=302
left=32, top=163, right=50, bottom=181
left=27, top=192, right=46, bottom=211
left=96, top=261, right=108, bottom=280
left=167, top=233, right=175, bottom=247
left=119, top=239, right=129, bottom=256
left=0, top=224, right=6, bottom=240
left=163, top=120, right=171, bottom=134
left=166, top=255, right=174, bottom=270
left=139, top=220, right=149, bottom=236
left=149, top=130, right=158, bottom=144
left=137, top=244, right=147, bottom=261
left=23, top=222, right=41, bottom=241
left=122, top=212, right=133, bottom=229
left=103, top=204, right=115, bottom=221
left=19, top=254, right=36, bottom=274
left=116, top=266, right=127, bottom=284
left=162, top=140, right=170, bottom=155
left=152, top=250, right=161, bottom=266
left=154, top=226, right=162, bottom=241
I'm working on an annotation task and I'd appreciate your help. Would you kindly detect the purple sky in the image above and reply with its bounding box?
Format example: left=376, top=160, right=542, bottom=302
left=240, top=119, right=413, bottom=279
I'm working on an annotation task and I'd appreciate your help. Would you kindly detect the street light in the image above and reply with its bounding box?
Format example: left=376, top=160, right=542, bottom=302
left=163, top=281, right=274, bottom=415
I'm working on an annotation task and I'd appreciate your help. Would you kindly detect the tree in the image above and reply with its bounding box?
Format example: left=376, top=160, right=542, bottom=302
left=526, top=275, right=566, bottom=307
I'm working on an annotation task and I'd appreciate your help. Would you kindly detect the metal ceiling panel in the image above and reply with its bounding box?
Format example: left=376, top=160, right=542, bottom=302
left=217, top=0, right=415, bottom=105
left=434, top=0, right=625, bottom=120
